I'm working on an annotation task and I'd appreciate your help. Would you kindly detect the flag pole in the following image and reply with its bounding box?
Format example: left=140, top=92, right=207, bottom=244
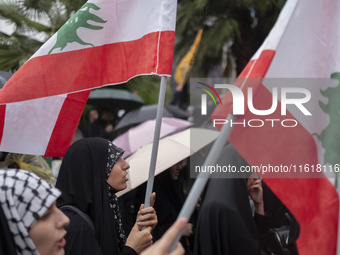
left=143, top=76, right=167, bottom=208
left=169, top=114, right=236, bottom=252
left=336, top=169, right=339, bottom=255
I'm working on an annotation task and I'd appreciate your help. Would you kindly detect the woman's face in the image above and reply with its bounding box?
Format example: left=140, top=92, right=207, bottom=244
left=107, top=157, right=130, bottom=191
left=29, top=203, right=70, bottom=255
left=170, top=159, right=187, bottom=180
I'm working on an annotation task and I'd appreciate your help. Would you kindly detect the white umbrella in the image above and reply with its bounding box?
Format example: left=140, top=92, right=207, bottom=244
left=117, top=127, right=219, bottom=197
left=113, top=117, right=191, bottom=158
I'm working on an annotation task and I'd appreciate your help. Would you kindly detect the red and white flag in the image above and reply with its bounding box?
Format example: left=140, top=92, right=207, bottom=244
left=0, top=0, right=177, bottom=157
left=213, top=0, right=340, bottom=254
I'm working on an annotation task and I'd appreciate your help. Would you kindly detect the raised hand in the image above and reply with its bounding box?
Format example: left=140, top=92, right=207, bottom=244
left=247, top=173, right=264, bottom=215
left=137, top=192, right=157, bottom=230
left=141, top=218, right=187, bottom=255
left=126, top=224, right=153, bottom=254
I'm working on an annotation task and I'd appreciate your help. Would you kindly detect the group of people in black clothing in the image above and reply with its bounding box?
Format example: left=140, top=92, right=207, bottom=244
left=0, top=138, right=186, bottom=255
left=117, top=142, right=300, bottom=255
left=195, top=144, right=300, bottom=255
left=0, top=133, right=300, bottom=255
left=81, top=109, right=116, bottom=140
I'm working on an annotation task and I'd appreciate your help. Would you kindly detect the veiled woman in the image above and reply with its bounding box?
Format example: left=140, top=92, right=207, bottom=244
left=56, top=137, right=157, bottom=255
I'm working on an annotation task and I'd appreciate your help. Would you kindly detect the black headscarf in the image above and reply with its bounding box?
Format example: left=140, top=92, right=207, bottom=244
left=194, top=143, right=300, bottom=255
left=194, top=144, right=260, bottom=255
left=0, top=204, right=17, bottom=255
left=155, top=169, right=184, bottom=212
left=56, top=137, right=125, bottom=254
left=133, top=167, right=184, bottom=242
left=106, top=141, right=126, bottom=250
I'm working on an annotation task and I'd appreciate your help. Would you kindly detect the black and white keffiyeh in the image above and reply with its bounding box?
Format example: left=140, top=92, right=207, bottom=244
left=0, top=169, right=60, bottom=255
left=106, top=141, right=126, bottom=250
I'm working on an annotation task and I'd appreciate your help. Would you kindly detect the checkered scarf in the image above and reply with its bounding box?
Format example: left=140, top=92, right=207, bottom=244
left=0, top=169, right=60, bottom=255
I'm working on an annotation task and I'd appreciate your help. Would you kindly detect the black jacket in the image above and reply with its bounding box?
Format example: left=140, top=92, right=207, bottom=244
left=56, top=138, right=137, bottom=255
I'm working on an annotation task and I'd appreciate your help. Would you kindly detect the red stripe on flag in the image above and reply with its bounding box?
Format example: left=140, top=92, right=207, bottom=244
left=213, top=49, right=319, bottom=174
left=213, top=50, right=275, bottom=120
left=0, top=105, right=6, bottom=145
left=229, top=85, right=320, bottom=177
left=239, top=50, right=275, bottom=78
left=266, top=178, right=339, bottom=255
left=157, top=31, right=175, bottom=74
left=212, top=48, right=339, bottom=254
left=44, top=90, right=90, bottom=157
left=0, top=31, right=175, bottom=104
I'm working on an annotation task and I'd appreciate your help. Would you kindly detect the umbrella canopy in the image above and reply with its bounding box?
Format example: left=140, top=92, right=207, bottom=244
left=113, top=117, right=191, bottom=158
left=87, top=88, right=144, bottom=111
left=116, top=127, right=219, bottom=197
left=0, top=71, right=13, bottom=88
left=165, top=104, right=189, bottom=119
left=114, top=104, right=188, bottom=133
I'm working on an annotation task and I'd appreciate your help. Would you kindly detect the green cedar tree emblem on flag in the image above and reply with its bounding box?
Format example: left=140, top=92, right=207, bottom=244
left=316, top=72, right=340, bottom=186
left=49, top=3, right=106, bottom=54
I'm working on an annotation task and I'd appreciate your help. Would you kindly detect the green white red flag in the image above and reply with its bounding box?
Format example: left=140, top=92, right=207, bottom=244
left=0, top=0, right=177, bottom=157
left=212, top=0, right=340, bottom=254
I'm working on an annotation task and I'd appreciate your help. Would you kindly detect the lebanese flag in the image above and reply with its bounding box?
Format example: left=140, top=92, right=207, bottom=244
left=0, top=0, right=177, bottom=157
left=212, top=0, right=340, bottom=254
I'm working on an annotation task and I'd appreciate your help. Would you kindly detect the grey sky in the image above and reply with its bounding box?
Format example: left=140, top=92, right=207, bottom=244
left=0, top=19, right=15, bottom=35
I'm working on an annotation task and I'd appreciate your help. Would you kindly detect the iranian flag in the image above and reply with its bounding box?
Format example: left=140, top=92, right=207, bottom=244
left=0, top=0, right=177, bottom=157
left=212, top=0, right=340, bottom=254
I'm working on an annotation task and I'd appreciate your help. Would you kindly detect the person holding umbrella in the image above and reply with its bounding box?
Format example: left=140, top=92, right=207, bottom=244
left=135, top=158, right=195, bottom=255
left=56, top=137, right=158, bottom=255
